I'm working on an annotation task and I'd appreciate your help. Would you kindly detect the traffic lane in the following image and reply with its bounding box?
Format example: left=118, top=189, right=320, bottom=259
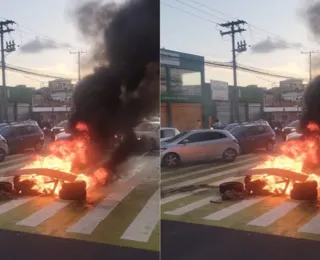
left=161, top=220, right=320, bottom=260
left=0, top=229, right=159, bottom=260
left=0, top=152, right=160, bottom=251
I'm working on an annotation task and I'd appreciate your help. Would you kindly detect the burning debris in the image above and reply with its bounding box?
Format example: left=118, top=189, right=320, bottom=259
left=218, top=122, right=320, bottom=201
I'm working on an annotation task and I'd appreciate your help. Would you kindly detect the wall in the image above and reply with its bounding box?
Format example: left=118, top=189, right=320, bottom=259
left=171, top=103, right=202, bottom=131
left=265, top=111, right=301, bottom=125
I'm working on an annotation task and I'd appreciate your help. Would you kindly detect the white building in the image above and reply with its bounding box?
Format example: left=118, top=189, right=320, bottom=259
left=279, top=78, right=304, bottom=91
left=48, top=78, right=74, bottom=91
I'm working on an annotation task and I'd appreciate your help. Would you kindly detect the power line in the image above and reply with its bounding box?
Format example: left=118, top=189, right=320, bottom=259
left=188, top=0, right=308, bottom=50
left=160, top=2, right=220, bottom=25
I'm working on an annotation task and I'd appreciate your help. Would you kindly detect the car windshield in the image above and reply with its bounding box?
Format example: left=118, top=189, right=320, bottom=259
left=55, top=120, right=68, bottom=128
left=224, top=123, right=238, bottom=131
left=287, top=120, right=299, bottom=128
left=230, top=127, right=246, bottom=137
left=135, top=122, right=159, bottom=132
left=163, top=131, right=189, bottom=143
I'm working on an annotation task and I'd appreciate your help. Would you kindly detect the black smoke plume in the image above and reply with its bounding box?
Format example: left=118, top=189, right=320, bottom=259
left=251, top=38, right=301, bottom=54
left=300, top=75, right=320, bottom=134
left=69, top=0, right=160, bottom=175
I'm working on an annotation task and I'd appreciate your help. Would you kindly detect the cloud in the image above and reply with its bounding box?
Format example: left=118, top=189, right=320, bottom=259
left=19, top=38, right=70, bottom=53
left=251, top=38, right=302, bottom=54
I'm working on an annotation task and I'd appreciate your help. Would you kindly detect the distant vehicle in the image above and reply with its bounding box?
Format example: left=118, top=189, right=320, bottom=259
left=160, top=129, right=239, bottom=167
left=224, top=123, right=240, bottom=132
left=0, top=123, right=44, bottom=153
left=55, top=132, right=72, bottom=141
left=230, top=124, right=276, bottom=153
left=282, top=120, right=300, bottom=140
left=50, top=120, right=69, bottom=141
left=160, top=127, right=180, bottom=142
left=134, top=121, right=160, bottom=150
left=286, top=131, right=303, bottom=141
left=0, top=134, right=8, bottom=162
left=147, top=116, right=160, bottom=122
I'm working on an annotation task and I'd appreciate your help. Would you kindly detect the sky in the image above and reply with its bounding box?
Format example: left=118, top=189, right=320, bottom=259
left=160, top=0, right=320, bottom=88
left=0, top=0, right=124, bottom=88
left=1, top=0, right=320, bottom=89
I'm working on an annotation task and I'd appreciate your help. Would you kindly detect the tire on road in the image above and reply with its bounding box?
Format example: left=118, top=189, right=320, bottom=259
left=161, top=152, right=181, bottom=167
left=222, top=148, right=237, bottom=162
left=0, top=182, right=12, bottom=193
left=219, top=181, right=244, bottom=194
left=59, top=181, right=87, bottom=201
left=0, top=148, right=6, bottom=163
left=34, top=142, right=43, bottom=152
left=266, top=141, right=275, bottom=152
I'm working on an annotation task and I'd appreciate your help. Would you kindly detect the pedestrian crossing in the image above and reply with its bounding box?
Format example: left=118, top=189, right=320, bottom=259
left=161, top=154, right=320, bottom=242
left=0, top=152, right=160, bottom=251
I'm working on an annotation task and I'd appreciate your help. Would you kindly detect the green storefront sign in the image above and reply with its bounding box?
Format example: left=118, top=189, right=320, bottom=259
left=160, top=49, right=210, bottom=128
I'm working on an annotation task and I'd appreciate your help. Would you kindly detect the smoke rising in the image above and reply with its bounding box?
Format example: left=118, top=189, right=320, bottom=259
left=251, top=38, right=301, bottom=54
left=20, top=38, right=70, bottom=53
left=301, top=1, right=320, bottom=41
left=69, top=0, right=160, bottom=175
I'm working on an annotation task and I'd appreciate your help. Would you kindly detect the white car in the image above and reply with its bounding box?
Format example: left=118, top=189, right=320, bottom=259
left=134, top=121, right=160, bottom=150
left=161, top=129, right=240, bottom=167
left=0, top=134, right=8, bottom=162
left=160, top=127, right=180, bottom=142
left=286, top=131, right=302, bottom=141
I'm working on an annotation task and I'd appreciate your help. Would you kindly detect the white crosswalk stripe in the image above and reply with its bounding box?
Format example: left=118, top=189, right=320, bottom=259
left=121, top=188, right=160, bottom=242
left=17, top=200, right=71, bottom=227
left=248, top=200, right=302, bottom=227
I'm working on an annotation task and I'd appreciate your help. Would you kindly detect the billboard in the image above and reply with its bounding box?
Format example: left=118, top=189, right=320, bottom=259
left=210, top=80, right=229, bottom=101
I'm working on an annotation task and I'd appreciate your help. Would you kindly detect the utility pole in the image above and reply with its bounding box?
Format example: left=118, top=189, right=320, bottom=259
left=0, top=20, right=15, bottom=123
left=301, top=50, right=319, bottom=82
left=70, top=50, right=86, bottom=82
left=219, top=20, right=247, bottom=123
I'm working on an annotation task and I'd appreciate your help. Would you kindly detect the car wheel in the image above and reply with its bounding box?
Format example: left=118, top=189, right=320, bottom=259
left=266, top=141, right=275, bottom=152
left=222, top=148, right=237, bottom=162
left=150, top=138, right=157, bottom=151
left=162, top=153, right=180, bottom=167
left=0, top=149, right=6, bottom=163
left=34, top=142, right=43, bottom=152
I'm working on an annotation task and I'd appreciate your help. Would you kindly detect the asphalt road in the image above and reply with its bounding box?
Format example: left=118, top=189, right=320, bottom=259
left=0, top=229, right=158, bottom=260
left=161, top=220, right=320, bottom=260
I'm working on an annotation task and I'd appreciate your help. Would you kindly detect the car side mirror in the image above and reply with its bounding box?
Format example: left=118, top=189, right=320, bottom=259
left=182, top=139, right=189, bottom=144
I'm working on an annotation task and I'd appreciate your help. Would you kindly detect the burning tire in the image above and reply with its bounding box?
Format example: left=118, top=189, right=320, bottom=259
left=13, top=176, right=38, bottom=196
left=290, top=181, right=318, bottom=201
left=245, top=179, right=270, bottom=196
left=219, top=181, right=244, bottom=194
left=59, top=181, right=86, bottom=201
left=0, top=182, right=12, bottom=193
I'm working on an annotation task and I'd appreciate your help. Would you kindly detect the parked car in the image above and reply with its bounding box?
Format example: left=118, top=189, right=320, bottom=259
left=50, top=120, right=69, bottom=141
left=282, top=120, right=300, bottom=140
left=55, top=132, right=72, bottom=141
left=286, top=131, right=303, bottom=141
left=160, top=129, right=240, bottom=167
left=230, top=124, right=276, bottom=153
left=224, top=123, right=240, bottom=132
left=134, top=121, right=160, bottom=150
left=0, top=134, right=8, bottom=162
left=0, top=122, right=44, bottom=153
left=160, top=127, right=180, bottom=142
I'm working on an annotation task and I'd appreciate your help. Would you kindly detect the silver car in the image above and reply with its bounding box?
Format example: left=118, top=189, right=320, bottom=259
left=160, top=129, right=240, bottom=167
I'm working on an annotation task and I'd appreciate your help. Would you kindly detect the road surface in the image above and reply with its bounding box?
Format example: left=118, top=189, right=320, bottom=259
left=0, top=151, right=160, bottom=260
left=161, top=154, right=320, bottom=260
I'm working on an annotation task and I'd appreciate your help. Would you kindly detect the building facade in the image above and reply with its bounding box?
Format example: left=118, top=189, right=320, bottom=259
left=160, top=49, right=211, bottom=130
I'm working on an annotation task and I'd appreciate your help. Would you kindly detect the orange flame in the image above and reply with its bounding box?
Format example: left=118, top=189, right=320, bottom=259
left=19, top=122, right=107, bottom=196
left=251, top=122, right=320, bottom=195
